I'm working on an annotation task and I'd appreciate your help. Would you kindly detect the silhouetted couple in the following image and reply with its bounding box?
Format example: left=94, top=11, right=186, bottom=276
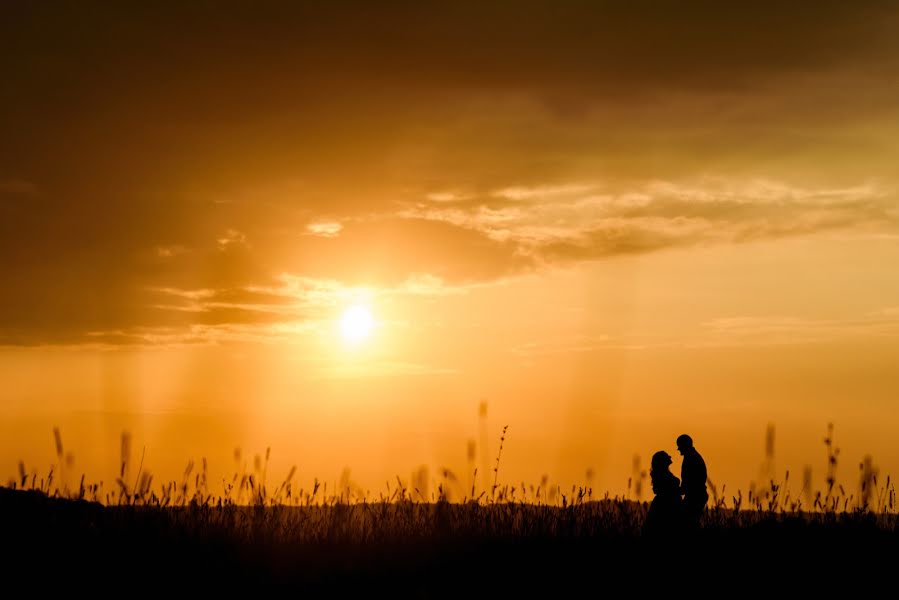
left=644, top=434, right=709, bottom=537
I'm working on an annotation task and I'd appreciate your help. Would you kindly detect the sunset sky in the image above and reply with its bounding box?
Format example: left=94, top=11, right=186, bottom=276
left=2, top=2, right=899, bottom=498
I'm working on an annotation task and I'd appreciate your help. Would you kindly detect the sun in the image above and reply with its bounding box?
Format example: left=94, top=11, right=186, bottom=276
left=339, top=304, right=374, bottom=343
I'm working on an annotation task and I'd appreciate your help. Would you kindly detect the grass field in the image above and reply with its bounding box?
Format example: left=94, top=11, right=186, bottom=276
left=3, top=424, right=897, bottom=592
left=2, top=485, right=896, bottom=593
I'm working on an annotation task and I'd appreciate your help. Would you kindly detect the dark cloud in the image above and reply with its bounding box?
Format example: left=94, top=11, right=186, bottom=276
left=3, top=1, right=898, bottom=186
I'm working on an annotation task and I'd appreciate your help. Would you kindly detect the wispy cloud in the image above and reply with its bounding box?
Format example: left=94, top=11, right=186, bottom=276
left=396, top=273, right=468, bottom=296
left=511, top=334, right=618, bottom=357
left=19, top=175, right=890, bottom=348
left=74, top=272, right=478, bottom=348
left=217, top=229, right=248, bottom=251
left=85, top=323, right=313, bottom=348
left=405, top=178, right=893, bottom=265
left=150, top=287, right=217, bottom=301
left=872, top=306, right=899, bottom=317
left=697, top=313, right=899, bottom=347
left=425, top=192, right=469, bottom=203
left=305, top=221, right=343, bottom=237
left=491, top=183, right=594, bottom=201
left=508, top=310, right=899, bottom=360
left=644, top=179, right=884, bottom=206
left=155, top=245, right=190, bottom=259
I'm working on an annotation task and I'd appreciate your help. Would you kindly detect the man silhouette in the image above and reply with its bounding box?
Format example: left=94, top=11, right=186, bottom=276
left=676, top=434, right=708, bottom=528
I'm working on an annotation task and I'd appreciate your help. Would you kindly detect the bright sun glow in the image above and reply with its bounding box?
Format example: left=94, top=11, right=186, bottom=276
left=339, top=305, right=374, bottom=343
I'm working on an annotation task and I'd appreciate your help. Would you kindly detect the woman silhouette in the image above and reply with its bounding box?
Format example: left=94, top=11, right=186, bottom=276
left=643, top=450, right=682, bottom=537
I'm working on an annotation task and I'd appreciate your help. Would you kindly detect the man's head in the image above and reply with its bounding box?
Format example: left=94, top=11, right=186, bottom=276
left=676, top=434, right=694, bottom=456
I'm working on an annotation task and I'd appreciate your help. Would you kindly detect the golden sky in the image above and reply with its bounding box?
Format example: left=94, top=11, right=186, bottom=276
left=2, top=2, right=899, bottom=498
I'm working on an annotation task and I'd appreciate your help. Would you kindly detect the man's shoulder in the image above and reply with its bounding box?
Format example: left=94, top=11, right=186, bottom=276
left=686, top=451, right=706, bottom=466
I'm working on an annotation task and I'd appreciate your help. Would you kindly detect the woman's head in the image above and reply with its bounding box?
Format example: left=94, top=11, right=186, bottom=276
left=651, top=451, right=672, bottom=472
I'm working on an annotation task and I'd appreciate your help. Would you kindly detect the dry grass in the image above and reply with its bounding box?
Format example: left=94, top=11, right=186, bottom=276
left=5, top=422, right=897, bottom=542
left=3, top=424, right=898, bottom=592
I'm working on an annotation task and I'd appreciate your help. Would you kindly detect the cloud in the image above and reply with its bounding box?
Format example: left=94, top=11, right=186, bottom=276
left=2, top=3, right=899, bottom=345
left=83, top=322, right=309, bottom=348
left=155, top=245, right=190, bottom=259
left=46, top=271, right=477, bottom=348
left=1, top=175, right=893, bottom=346
left=403, top=178, right=894, bottom=264
left=305, top=221, right=343, bottom=237
left=491, top=184, right=594, bottom=201
left=396, top=273, right=467, bottom=297
left=278, top=217, right=534, bottom=285
left=697, top=313, right=899, bottom=347
left=425, top=192, right=468, bottom=203
left=4, top=2, right=899, bottom=201
left=511, top=334, right=617, bottom=358
left=217, top=229, right=248, bottom=251
left=508, top=311, right=899, bottom=358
